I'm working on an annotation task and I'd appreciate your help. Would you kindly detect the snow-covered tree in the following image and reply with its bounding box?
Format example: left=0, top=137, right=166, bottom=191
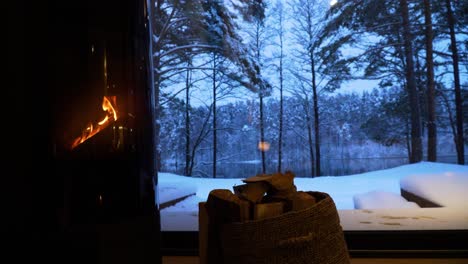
left=150, top=0, right=269, bottom=171
left=269, top=0, right=289, bottom=172
left=289, top=0, right=352, bottom=176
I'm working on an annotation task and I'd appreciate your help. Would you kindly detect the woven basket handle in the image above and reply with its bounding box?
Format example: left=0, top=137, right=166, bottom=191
left=276, top=232, right=314, bottom=249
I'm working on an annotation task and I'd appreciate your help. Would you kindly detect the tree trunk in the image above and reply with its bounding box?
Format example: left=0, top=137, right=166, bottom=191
left=184, top=60, right=192, bottom=175
left=439, top=91, right=458, bottom=156
left=414, top=51, right=426, bottom=138
left=311, top=55, right=321, bottom=176
left=149, top=0, right=161, bottom=176
left=304, top=98, right=315, bottom=177
left=212, top=53, right=217, bottom=178
left=153, top=55, right=162, bottom=173
left=189, top=108, right=212, bottom=177
left=424, top=0, right=437, bottom=162
left=276, top=4, right=285, bottom=173
left=445, top=0, right=465, bottom=164
left=278, top=44, right=284, bottom=173
left=400, top=0, right=423, bottom=163
left=260, top=94, right=266, bottom=174
left=406, top=119, right=412, bottom=161
left=254, top=21, right=267, bottom=175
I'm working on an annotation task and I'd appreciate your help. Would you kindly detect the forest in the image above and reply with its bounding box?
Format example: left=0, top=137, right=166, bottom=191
left=150, top=0, right=468, bottom=177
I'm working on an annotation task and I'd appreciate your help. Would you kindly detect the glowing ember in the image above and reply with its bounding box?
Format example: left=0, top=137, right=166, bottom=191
left=71, top=96, right=118, bottom=149
left=258, top=141, right=271, bottom=152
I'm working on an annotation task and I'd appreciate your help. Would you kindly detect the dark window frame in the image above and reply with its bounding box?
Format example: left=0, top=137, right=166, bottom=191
left=161, top=230, right=468, bottom=257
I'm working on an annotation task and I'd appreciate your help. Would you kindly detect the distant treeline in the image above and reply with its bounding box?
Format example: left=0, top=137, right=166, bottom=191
left=160, top=88, right=466, bottom=177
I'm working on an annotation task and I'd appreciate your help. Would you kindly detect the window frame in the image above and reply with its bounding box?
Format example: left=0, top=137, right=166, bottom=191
left=160, top=230, right=468, bottom=257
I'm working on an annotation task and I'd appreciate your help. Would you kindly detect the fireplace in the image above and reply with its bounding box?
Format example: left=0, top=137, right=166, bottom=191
left=6, top=0, right=161, bottom=263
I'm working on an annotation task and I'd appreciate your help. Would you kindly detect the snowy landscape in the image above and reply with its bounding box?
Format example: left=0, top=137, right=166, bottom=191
left=151, top=0, right=468, bottom=234
left=159, top=162, right=468, bottom=231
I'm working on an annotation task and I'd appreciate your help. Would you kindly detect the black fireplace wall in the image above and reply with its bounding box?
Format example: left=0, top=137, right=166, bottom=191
left=6, top=0, right=161, bottom=263
left=51, top=0, right=159, bottom=225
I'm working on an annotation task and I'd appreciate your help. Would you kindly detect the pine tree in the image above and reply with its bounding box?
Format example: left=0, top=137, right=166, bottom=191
left=244, top=0, right=270, bottom=174
left=400, top=0, right=423, bottom=163
left=290, top=0, right=352, bottom=176
left=150, top=0, right=269, bottom=173
left=444, top=0, right=465, bottom=164
left=325, top=0, right=424, bottom=163
left=270, top=0, right=287, bottom=172
left=423, top=0, right=437, bottom=161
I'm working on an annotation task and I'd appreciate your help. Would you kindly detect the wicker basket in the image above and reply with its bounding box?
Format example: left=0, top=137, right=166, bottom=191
left=219, top=191, right=350, bottom=264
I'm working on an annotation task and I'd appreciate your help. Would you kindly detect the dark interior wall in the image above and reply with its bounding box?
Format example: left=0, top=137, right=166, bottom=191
left=6, top=0, right=52, bottom=233
left=5, top=0, right=56, bottom=261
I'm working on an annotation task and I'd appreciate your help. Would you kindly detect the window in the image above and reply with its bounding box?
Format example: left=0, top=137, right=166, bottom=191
left=153, top=0, right=468, bottom=256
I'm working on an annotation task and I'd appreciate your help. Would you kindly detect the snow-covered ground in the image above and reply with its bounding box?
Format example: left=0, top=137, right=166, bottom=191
left=158, top=161, right=468, bottom=231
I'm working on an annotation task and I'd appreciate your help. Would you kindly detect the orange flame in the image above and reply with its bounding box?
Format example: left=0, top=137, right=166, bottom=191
left=258, top=141, right=271, bottom=152
left=71, top=96, right=118, bottom=149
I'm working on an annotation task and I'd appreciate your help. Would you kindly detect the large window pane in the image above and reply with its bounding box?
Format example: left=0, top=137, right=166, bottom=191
left=152, top=0, right=468, bottom=234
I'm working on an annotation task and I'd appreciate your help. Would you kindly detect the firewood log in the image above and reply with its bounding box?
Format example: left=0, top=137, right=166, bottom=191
left=204, top=190, right=251, bottom=264
left=253, top=202, right=284, bottom=220
left=242, top=173, right=273, bottom=184
left=206, top=189, right=250, bottom=223
left=266, top=184, right=297, bottom=199
left=243, top=171, right=295, bottom=192
left=269, top=171, right=295, bottom=192
left=233, top=182, right=269, bottom=203
left=288, top=191, right=317, bottom=211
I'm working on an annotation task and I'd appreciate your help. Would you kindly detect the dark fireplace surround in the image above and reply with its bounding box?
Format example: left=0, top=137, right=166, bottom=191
left=6, top=0, right=161, bottom=263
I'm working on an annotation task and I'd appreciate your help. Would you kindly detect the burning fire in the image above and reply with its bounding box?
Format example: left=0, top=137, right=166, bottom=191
left=71, top=96, right=118, bottom=149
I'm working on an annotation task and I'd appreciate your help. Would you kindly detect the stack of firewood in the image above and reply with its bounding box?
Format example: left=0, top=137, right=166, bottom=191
left=206, top=171, right=316, bottom=222
left=199, top=171, right=317, bottom=264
